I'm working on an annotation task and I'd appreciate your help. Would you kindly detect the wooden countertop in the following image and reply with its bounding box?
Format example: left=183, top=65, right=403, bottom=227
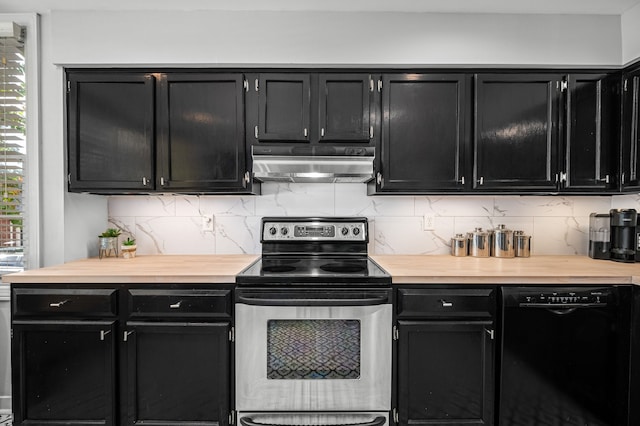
left=370, top=255, right=640, bottom=285
left=1, top=254, right=258, bottom=284
left=2, top=254, right=639, bottom=285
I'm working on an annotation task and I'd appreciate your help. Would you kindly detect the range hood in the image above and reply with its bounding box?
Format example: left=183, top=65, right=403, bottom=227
left=252, top=146, right=375, bottom=183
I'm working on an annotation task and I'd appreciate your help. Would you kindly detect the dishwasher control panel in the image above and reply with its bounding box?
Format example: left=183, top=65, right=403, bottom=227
left=506, top=288, right=614, bottom=307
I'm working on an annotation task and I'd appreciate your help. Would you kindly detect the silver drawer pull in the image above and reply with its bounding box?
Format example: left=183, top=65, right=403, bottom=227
left=49, top=300, right=69, bottom=308
left=440, top=299, right=453, bottom=307
left=169, top=301, right=183, bottom=309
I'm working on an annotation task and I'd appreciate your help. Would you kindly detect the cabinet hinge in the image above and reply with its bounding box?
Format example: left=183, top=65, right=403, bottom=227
left=229, top=326, right=235, bottom=343
left=255, top=78, right=259, bottom=92
left=378, top=79, right=383, bottom=92
left=243, top=79, right=249, bottom=92
left=561, top=80, right=568, bottom=92
left=392, top=325, right=399, bottom=341
left=10, top=328, right=13, bottom=339
left=624, top=79, right=629, bottom=92
left=560, top=172, right=567, bottom=183
left=67, top=80, right=71, bottom=93
left=486, top=328, right=495, bottom=340
left=254, top=125, right=259, bottom=139
left=392, top=408, right=399, bottom=424
left=229, top=410, right=236, bottom=426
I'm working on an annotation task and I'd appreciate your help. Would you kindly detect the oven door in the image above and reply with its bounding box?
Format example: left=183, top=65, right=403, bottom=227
left=235, top=289, right=392, bottom=412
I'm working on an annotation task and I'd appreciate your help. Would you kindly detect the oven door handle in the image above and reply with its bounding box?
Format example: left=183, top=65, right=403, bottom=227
left=237, top=295, right=390, bottom=306
left=240, top=416, right=386, bottom=426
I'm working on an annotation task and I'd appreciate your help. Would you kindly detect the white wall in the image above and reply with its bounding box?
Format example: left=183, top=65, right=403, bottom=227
left=622, top=3, right=640, bottom=65
left=50, top=11, right=621, bottom=67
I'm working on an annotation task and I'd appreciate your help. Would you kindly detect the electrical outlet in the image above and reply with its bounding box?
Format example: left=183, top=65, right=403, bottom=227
left=423, top=215, right=435, bottom=231
left=202, top=214, right=214, bottom=232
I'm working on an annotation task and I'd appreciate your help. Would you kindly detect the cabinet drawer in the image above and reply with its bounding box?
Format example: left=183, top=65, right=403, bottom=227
left=128, top=289, right=231, bottom=318
left=397, top=288, right=495, bottom=319
left=13, top=288, right=118, bottom=317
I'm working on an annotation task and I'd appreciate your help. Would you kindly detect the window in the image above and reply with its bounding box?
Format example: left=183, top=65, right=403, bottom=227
left=0, top=22, right=26, bottom=274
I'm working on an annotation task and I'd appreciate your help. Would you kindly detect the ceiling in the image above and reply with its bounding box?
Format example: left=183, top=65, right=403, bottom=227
left=8, top=0, right=640, bottom=15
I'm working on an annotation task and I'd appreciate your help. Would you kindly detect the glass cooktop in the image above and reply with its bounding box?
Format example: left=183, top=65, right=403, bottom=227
left=235, top=256, right=391, bottom=286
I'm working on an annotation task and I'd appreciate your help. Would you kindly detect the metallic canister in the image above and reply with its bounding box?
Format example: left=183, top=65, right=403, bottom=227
left=492, top=224, right=515, bottom=258
left=451, top=234, right=468, bottom=257
left=468, top=228, right=490, bottom=257
left=514, top=230, right=531, bottom=258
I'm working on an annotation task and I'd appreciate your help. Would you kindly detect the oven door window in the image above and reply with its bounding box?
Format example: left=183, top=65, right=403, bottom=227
left=267, top=319, right=361, bottom=379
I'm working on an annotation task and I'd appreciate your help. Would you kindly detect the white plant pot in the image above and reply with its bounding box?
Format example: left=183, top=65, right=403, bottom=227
left=121, top=245, right=137, bottom=259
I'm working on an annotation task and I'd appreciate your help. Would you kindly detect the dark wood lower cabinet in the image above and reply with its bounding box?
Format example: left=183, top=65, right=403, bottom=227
left=397, top=320, right=494, bottom=426
left=124, top=322, right=230, bottom=426
left=12, top=320, right=117, bottom=426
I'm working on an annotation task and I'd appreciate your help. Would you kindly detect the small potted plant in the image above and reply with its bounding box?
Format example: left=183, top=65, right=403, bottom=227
left=121, top=237, right=137, bottom=259
left=98, top=228, right=121, bottom=259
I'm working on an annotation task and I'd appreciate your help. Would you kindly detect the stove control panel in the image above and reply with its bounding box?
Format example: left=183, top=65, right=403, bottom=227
left=262, top=220, right=367, bottom=241
left=517, top=290, right=610, bottom=306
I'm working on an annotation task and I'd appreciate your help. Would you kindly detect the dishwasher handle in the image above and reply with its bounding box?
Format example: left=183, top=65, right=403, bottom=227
left=240, top=416, right=386, bottom=426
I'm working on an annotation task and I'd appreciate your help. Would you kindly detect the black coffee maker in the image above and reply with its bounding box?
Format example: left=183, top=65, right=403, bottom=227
left=609, top=209, right=639, bottom=263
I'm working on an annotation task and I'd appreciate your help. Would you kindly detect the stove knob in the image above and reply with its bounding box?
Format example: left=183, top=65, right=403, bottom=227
left=341, top=227, right=349, bottom=236
left=268, top=226, right=277, bottom=236
left=353, top=227, right=361, bottom=236
left=281, top=227, right=289, bottom=236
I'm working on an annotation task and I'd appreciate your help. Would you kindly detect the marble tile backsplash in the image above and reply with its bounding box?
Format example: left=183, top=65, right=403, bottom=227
left=107, top=183, right=640, bottom=256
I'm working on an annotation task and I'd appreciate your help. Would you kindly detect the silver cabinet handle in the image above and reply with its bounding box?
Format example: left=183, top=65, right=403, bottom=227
left=376, top=172, right=382, bottom=185
left=485, top=329, right=495, bottom=340
left=160, top=177, right=165, bottom=186
left=170, top=301, right=183, bottom=309
left=477, top=177, right=484, bottom=185
left=303, top=128, right=308, bottom=137
left=440, top=299, right=453, bottom=307
left=124, top=331, right=134, bottom=342
left=49, top=300, right=69, bottom=308
left=100, top=330, right=111, bottom=341
left=459, top=176, right=465, bottom=185
left=600, top=175, right=610, bottom=184
left=321, top=128, right=325, bottom=137
left=142, top=177, right=148, bottom=186
left=369, top=126, right=374, bottom=139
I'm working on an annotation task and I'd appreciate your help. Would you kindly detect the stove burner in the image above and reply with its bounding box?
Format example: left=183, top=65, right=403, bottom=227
left=320, top=262, right=367, bottom=274
left=262, top=265, right=297, bottom=273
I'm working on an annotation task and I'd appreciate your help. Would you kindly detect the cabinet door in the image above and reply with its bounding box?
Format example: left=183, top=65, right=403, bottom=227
left=474, top=74, right=561, bottom=191
left=564, top=73, right=617, bottom=191
left=622, top=68, right=640, bottom=191
left=157, top=73, right=248, bottom=192
left=12, top=321, right=117, bottom=426
left=377, top=74, right=468, bottom=192
left=257, top=73, right=311, bottom=141
left=319, top=73, right=372, bottom=142
left=67, top=72, right=155, bottom=192
left=397, top=321, right=494, bottom=426
left=124, top=322, right=230, bottom=426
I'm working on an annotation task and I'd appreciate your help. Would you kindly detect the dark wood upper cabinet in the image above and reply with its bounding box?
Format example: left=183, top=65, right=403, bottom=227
left=563, top=73, right=617, bottom=191
left=257, top=73, right=311, bottom=142
left=318, top=73, right=371, bottom=142
left=67, top=72, right=155, bottom=192
left=474, top=73, right=562, bottom=192
left=252, top=73, right=375, bottom=145
left=373, top=73, right=469, bottom=193
left=621, top=66, right=640, bottom=191
left=157, top=73, right=248, bottom=192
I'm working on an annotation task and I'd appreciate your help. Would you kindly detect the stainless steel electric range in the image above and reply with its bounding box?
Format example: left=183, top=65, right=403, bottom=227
left=235, top=217, right=392, bottom=426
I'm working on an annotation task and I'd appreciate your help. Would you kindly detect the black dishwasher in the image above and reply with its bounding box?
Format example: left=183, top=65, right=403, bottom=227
left=499, top=287, right=631, bottom=426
